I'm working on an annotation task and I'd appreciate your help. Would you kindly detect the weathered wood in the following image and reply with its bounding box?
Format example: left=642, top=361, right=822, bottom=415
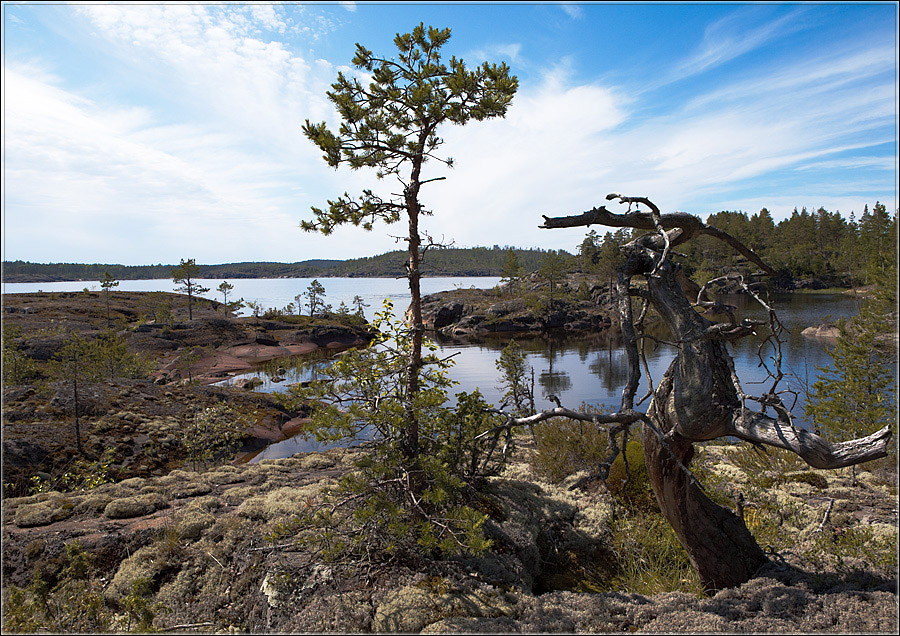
left=538, top=192, right=893, bottom=591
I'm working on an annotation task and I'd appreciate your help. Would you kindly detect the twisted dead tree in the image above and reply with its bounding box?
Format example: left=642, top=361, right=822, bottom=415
left=489, top=193, right=892, bottom=592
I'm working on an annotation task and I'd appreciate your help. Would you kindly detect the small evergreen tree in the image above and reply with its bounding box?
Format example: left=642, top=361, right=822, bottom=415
left=538, top=251, right=568, bottom=300
left=495, top=339, right=535, bottom=417
left=171, top=259, right=209, bottom=320
left=500, top=248, right=524, bottom=295
left=352, top=295, right=369, bottom=318
left=806, top=263, right=897, bottom=478
left=99, top=270, right=118, bottom=328
left=217, top=281, right=233, bottom=314
left=276, top=301, right=504, bottom=558
left=303, top=279, right=327, bottom=316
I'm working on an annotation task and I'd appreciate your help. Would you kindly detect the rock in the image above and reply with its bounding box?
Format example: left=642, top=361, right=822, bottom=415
left=802, top=324, right=841, bottom=340
left=234, top=377, right=264, bottom=390
left=431, top=302, right=465, bottom=329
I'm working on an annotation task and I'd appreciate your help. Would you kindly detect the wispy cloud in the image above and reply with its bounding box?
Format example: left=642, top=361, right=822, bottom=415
left=559, top=4, right=584, bottom=20
left=669, top=6, right=808, bottom=83
left=3, top=4, right=895, bottom=264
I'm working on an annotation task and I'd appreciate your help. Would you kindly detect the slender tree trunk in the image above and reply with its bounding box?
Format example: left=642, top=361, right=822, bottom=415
left=404, top=192, right=423, bottom=461
left=72, top=358, right=84, bottom=457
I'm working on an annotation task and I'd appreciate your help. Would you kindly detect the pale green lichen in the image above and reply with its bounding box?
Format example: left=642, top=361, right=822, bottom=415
left=104, top=493, right=168, bottom=519
left=15, top=496, right=76, bottom=527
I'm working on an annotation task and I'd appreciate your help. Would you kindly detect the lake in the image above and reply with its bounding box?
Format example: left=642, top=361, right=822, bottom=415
left=1, top=277, right=866, bottom=461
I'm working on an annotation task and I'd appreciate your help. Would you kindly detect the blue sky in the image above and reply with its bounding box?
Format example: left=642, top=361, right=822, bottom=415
left=2, top=1, right=897, bottom=265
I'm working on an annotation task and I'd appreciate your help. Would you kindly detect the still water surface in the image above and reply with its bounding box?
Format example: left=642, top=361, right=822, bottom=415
left=2, top=278, right=864, bottom=461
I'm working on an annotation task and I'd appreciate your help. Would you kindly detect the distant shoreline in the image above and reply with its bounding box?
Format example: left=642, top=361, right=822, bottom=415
left=1, top=247, right=564, bottom=283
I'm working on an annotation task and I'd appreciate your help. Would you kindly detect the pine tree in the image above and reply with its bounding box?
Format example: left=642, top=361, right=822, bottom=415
left=806, top=262, right=897, bottom=478
left=301, top=23, right=517, bottom=465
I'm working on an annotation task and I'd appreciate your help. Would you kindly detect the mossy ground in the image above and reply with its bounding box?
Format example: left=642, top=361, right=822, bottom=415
left=2, top=434, right=896, bottom=634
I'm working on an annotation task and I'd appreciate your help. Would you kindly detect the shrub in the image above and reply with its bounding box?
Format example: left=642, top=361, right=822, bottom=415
left=277, top=301, right=503, bottom=561
left=604, top=440, right=658, bottom=511
left=529, top=403, right=610, bottom=483
left=177, top=404, right=248, bottom=471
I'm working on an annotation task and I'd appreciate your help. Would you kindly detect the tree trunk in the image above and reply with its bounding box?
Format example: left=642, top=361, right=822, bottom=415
left=644, top=372, right=768, bottom=592
left=402, top=153, right=425, bottom=463
left=637, top=260, right=768, bottom=591
left=539, top=194, right=892, bottom=592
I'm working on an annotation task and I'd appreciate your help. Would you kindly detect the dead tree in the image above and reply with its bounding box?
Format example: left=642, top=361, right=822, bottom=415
left=486, top=193, right=892, bottom=592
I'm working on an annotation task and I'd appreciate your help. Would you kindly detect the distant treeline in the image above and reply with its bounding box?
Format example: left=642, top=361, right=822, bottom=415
left=2, top=246, right=568, bottom=283
left=577, top=203, right=897, bottom=289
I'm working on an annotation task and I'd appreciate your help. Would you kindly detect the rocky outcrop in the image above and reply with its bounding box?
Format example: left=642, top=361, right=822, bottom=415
left=421, top=287, right=616, bottom=338
left=2, top=446, right=896, bottom=633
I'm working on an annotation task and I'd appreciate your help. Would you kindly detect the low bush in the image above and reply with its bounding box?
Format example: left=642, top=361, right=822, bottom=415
left=529, top=403, right=610, bottom=483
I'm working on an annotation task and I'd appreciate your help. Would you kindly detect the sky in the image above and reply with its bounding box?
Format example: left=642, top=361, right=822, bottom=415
left=2, top=1, right=897, bottom=266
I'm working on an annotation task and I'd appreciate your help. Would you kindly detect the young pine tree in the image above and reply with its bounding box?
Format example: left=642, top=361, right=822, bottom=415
left=806, top=263, right=897, bottom=477
left=302, top=23, right=517, bottom=466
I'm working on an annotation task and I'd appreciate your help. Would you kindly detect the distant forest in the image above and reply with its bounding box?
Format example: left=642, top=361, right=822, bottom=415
left=1, top=246, right=566, bottom=283
left=4, top=204, right=896, bottom=288
left=577, top=203, right=897, bottom=290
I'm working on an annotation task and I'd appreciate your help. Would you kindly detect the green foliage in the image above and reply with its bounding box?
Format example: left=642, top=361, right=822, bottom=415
left=2, top=247, right=564, bottom=282
left=805, top=267, right=896, bottom=448
left=605, top=440, right=656, bottom=511
left=529, top=403, right=610, bottom=483
left=500, top=248, right=524, bottom=294
left=178, top=404, right=248, bottom=471
left=171, top=258, right=210, bottom=320
left=303, top=279, right=327, bottom=315
left=727, top=444, right=806, bottom=488
left=606, top=508, right=704, bottom=596
left=675, top=203, right=897, bottom=287
left=280, top=301, right=503, bottom=559
left=537, top=251, right=570, bottom=300
left=301, top=23, right=517, bottom=233
left=2, top=325, right=38, bottom=383
left=28, top=450, right=115, bottom=494
left=803, top=524, right=898, bottom=574
left=2, top=543, right=113, bottom=633
left=495, top=340, right=535, bottom=417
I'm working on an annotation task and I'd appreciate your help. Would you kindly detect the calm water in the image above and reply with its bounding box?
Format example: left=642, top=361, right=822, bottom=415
left=1, top=277, right=501, bottom=321
left=1, top=278, right=869, bottom=461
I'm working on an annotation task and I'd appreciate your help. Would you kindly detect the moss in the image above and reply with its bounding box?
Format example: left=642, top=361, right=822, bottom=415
left=74, top=493, right=114, bottom=516
left=298, top=454, right=336, bottom=470
left=236, top=483, right=331, bottom=521
left=221, top=485, right=256, bottom=506
left=105, top=542, right=181, bottom=603
left=170, top=480, right=213, bottom=499
left=175, top=509, right=216, bottom=540
left=15, top=497, right=75, bottom=527
left=204, top=471, right=246, bottom=485
left=187, top=495, right=222, bottom=512
left=104, top=493, right=168, bottom=519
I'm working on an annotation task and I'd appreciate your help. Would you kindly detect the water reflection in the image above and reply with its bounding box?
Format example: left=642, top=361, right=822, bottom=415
left=231, top=293, right=868, bottom=461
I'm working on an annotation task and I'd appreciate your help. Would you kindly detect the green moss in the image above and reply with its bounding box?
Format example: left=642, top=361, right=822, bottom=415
left=605, top=440, right=655, bottom=511
left=15, top=497, right=75, bottom=527
left=104, top=493, right=168, bottom=519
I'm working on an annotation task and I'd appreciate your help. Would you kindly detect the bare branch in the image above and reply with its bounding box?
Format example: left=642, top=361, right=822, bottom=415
left=727, top=409, right=892, bottom=469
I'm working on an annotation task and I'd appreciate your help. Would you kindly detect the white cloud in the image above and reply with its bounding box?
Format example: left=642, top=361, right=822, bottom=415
left=3, top=4, right=895, bottom=266
left=671, top=6, right=807, bottom=81
left=559, top=4, right=584, bottom=20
